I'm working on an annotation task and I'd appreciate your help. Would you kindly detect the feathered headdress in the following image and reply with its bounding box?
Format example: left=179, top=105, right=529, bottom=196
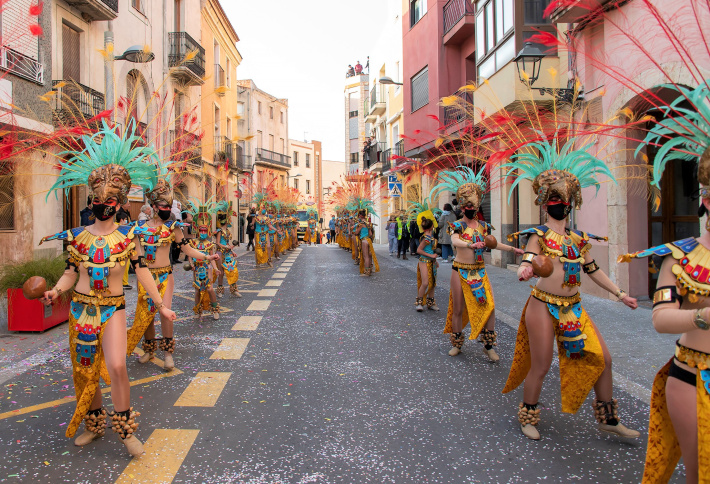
left=406, top=197, right=442, bottom=232
left=184, top=197, right=229, bottom=235
left=49, top=120, right=158, bottom=203
left=430, top=165, right=488, bottom=211
left=503, top=133, right=615, bottom=208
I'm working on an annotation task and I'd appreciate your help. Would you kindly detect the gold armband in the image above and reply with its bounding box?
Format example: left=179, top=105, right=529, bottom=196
left=521, top=252, right=536, bottom=264
left=582, top=260, right=600, bottom=274
left=653, top=286, right=681, bottom=307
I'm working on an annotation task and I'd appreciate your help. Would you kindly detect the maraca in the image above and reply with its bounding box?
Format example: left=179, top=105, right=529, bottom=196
left=183, top=262, right=193, bottom=271
left=23, top=276, right=47, bottom=300
left=532, top=255, right=554, bottom=278
left=484, top=235, right=498, bottom=250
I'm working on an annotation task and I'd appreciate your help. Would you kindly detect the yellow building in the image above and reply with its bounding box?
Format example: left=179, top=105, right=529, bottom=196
left=200, top=0, right=243, bottom=212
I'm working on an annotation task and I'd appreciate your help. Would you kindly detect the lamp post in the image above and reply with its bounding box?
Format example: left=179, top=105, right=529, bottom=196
left=379, top=76, right=403, bottom=86
left=513, top=42, right=577, bottom=103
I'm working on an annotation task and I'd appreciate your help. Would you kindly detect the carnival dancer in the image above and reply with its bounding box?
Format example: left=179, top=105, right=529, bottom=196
left=353, top=201, right=379, bottom=276
left=253, top=195, right=273, bottom=268
left=126, top=164, right=219, bottom=370
left=431, top=167, right=523, bottom=361
left=184, top=200, right=224, bottom=320
left=617, top=82, right=710, bottom=482
left=501, top=137, right=639, bottom=441
left=215, top=202, right=242, bottom=298
left=306, top=208, right=318, bottom=245
left=407, top=199, right=442, bottom=311
left=38, top=122, right=177, bottom=456
left=350, top=210, right=360, bottom=265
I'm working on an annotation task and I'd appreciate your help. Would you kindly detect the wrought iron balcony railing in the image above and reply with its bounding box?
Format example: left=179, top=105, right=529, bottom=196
left=443, top=0, right=474, bottom=34
left=168, top=32, right=206, bottom=78
left=255, top=148, right=291, bottom=168
left=370, top=84, right=386, bottom=112
left=51, top=80, right=105, bottom=125
left=0, top=46, right=43, bottom=84
left=381, top=148, right=392, bottom=173
left=214, top=64, right=226, bottom=94
left=443, top=89, right=473, bottom=125
left=365, top=142, right=387, bottom=169
left=170, top=129, right=202, bottom=167
left=214, top=135, right=232, bottom=163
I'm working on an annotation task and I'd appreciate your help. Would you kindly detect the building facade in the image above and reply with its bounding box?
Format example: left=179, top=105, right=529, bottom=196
left=343, top=73, right=369, bottom=175
left=236, top=79, right=290, bottom=191
left=288, top=139, right=323, bottom=214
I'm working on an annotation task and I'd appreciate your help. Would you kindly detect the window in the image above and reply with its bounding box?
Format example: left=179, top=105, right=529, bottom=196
left=350, top=152, right=359, bottom=164
left=476, top=0, right=515, bottom=78
left=270, top=106, right=274, bottom=119
left=0, top=174, right=15, bottom=230
left=294, top=178, right=299, bottom=190
left=226, top=58, right=231, bottom=87
left=226, top=118, right=232, bottom=139
left=349, top=110, right=358, bottom=118
left=306, top=180, right=311, bottom=194
left=132, top=0, right=144, bottom=14
left=293, top=151, right=299, bottom=166
left=280, top=138, right=285, bottom=154
left=524, top=0, right=551, bottom=24
left=306, top=153, right=311, bottom=168
left=258, top=102, right=262, bottom=114
left=411, top=66, right=429, bottom=112
left=280, top=111, right=284, bottom=124
left=257, top=130, right=263, bottom=149
left=280, top=175, right=285, bottom=187
left=269, top=134, right=274, bottom=151
left=237, top=102, right=245, bottom=115
left=214, top=104, right=221, bottom=138
left=410, top=0, right=426, bottom=27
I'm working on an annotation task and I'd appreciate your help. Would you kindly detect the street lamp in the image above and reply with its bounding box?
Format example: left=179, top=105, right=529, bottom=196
left=379, top=76, right=403, bottom=86
left=115, top=45, right=155, bottom=63
left=104, top=29, right=156, bottom=118
left=514, top=42, right=576, bottom=103
left=286, top=173, right=302, bottom=188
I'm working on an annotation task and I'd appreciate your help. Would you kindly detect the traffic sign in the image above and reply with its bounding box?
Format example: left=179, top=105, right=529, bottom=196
left=389, top=183, right=402, bottom=197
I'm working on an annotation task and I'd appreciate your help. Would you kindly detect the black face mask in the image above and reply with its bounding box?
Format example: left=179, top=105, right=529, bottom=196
left=463, top=208, right=477, bottom=220
left=547, top=203, right=570, bottom=221
left=157, top=209, right=171, bottom=221
left=92, top=203, right=117, bottom=221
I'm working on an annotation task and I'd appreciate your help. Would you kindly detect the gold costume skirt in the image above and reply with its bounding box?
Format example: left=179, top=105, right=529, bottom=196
left=67, top=291, right=125, bottom=437
left=502, top=287, right=605, bottom=414
left=417, top=258, right=437, bottom=294
left=642, top=344, right=710, bottom=483
left=126, top=265, right=171, bottom=356
left=358, top=237, right=380, bottom=273
left=444, top=262, right=494, bottom=340
left=255, top=234, right=269, bottom=265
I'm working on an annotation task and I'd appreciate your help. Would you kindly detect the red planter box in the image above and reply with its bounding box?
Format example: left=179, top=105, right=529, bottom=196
left=7, top=288, right=70, bottom=332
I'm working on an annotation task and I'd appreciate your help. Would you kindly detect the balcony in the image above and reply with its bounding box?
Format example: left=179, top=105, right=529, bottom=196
left=443, top=0, right=475, bottom=46
left=443, top=88, right=473, bottom=126
left=549, top=0, right=615, bottom=23
left=369, top=83, right=386, bottom=117
left=0, top=46, right=43, bottom=84
left=170, top=129, right=202, bottom=168
left=214, top=64, right=226, bottom=95
left=255, top=148, right=291, bottom=169
left=50, top=80, right=105, bottom=126
left=214, top=135, right=231, bottom=164
left=365, top=142, right=387, bottom=170
left=234, top=152, right=252, bottom=172
left=63, top=0, right=117, bottom=21
left=381, top=148, right=392, bottom=173
left=168, top=32, right=206, bottom=86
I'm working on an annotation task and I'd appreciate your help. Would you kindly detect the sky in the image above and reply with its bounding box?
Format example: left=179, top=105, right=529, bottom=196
left=223, top=0, right=390, bottom=162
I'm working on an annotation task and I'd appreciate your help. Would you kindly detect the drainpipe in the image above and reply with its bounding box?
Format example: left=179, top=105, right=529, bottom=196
left=104, top=22, right=114, bottom=120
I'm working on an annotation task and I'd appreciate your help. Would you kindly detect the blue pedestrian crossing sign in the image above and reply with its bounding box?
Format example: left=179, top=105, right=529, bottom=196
left=388, top=174, right=402, bottom=198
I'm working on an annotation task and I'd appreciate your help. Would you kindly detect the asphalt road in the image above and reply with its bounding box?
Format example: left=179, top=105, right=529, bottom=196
left=0, top=243, right=684, bottom=483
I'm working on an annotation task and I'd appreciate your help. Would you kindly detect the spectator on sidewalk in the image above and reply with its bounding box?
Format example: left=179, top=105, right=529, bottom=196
left=409, top=218, right=421, bottom=255
left=386, top=215, right=397, bottom=255
left=395, top=213, right=410, bottom=260
left=246, top=207, right=256, bottom=251
left=171, top=200, right=182, bottom=221
left=329, top=215, right=336, bottom=244
left=437, top=203, right=457, bottom=262
left=80, top=196, right=95, bottom=226
left=138, top=204, right=152, bottom=221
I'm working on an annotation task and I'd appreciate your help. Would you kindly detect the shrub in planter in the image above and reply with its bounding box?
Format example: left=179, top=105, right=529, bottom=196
left=0, top=254, right=72, bottom=332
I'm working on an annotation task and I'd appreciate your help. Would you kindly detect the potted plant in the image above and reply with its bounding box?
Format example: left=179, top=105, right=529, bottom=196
left=0, top=254, right=72, bottom=332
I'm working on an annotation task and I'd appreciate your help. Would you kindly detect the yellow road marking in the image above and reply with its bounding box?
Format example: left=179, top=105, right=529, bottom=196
left=210, top=338, right=250, bottom=360
left=247, top=300, right=271, bottom=311
left=232, top=316, right=262, bottom=331
left=258, top=289, right=278, bottom=297
left=174, top=372, right=231, bottom=407
left=271, top=273, right=287, bottom=279
left=265, top=280, right=283, bottom=287
left=0, top=371, right=182, bottom=421
left=115, top=429, right=200, bottom=484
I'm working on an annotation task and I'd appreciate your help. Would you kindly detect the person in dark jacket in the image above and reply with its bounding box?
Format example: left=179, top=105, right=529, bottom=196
left=409, top=219, right=421, bottom=255
left=79, top=196, right=95, bottom=226
left=246, top=208, right=256, bottom=251
left=395, top=213, right=409, bottom=260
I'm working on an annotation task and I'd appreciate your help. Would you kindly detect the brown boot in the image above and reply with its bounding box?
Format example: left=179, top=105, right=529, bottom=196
left=592, top=399, right=640, bottom=438
left=448, top=332, right=464, bottom=356
left=110, top=408, right=144, bottom=457
left=74, top=408, right=106, bottom=446
left=518, top=403, right=541, bottom=440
